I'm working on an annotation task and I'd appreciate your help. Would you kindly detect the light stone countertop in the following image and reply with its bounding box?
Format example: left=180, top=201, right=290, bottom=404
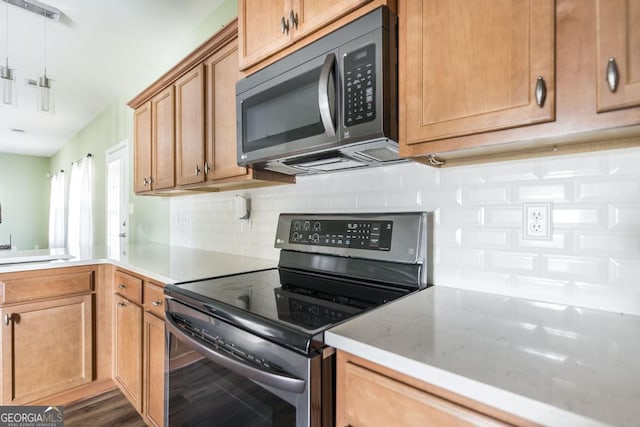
left=325, top=285, right=640, bottom=427
left=0, top=244, right=277, bottom=284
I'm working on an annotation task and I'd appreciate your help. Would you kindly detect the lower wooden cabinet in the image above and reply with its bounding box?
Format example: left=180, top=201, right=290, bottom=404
left=0, top=294, right=93, bottom=405
left=336, top=351, right=529, bottom=427
left=143, top=311, right=165, bottom=427
left=113, top=269, right=165, bottom=424
left=114, top=294, right=143, bottom=412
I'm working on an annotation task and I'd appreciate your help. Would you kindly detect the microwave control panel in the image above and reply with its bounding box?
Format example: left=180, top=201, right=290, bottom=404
left=288, top=218, right=392, bottom=251
left=344, top=44, right=376, bottom=127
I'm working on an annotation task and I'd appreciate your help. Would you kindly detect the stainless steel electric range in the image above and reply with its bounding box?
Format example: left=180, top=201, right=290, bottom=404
left=164, top=212, right=432, bottom=427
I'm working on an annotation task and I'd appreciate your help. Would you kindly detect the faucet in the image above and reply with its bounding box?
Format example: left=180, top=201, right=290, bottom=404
left=0, top=234, right=12, bottom=251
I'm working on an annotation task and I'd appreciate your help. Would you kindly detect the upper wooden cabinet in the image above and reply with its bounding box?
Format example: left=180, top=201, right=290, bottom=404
left=400, top=0, right=640, bottom=166
left=402, top=0, right=555, bottom=144
left=596, top=0, right=640, bottom=112
left=128, top=19, right=294, bottom=194
left=238, top=0, right=382, bottom=71
left=176, top=64, right=206, bottom=186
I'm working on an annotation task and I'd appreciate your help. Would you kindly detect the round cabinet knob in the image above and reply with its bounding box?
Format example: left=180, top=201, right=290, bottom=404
left=118, top=284, right=126, bottom=289
left=117, top=302, right=126, bottom=308
left=151, top=300, right=162, bottom=307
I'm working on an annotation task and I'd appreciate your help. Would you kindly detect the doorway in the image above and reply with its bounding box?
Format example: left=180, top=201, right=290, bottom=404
left=106, top=142, right=129, bottom=257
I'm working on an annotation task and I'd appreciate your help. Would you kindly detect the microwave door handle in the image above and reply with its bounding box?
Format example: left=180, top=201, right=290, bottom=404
left=318, top=53, right=336, bottom=137
left=166, top=314, right=306, bottom=393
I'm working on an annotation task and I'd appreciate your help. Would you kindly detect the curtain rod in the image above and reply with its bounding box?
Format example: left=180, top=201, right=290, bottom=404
left=71, top=153, right=92, bottom=165
left=46, top=169, right=64, bottom=178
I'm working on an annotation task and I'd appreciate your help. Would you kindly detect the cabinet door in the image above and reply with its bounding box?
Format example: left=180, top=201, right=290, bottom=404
left=292, top=0, right=370, bottom=39
left=238, top=0, right=292, bottom=69
left=401, top=0, right=555, bottom=145
left=176, top=64, right=206, bottom=186
left=596, top=0, right=640, bottom=112
left=143, top=312, right=165, bottom=427
left=114, top=295, right=143, bottom=413
left=204, top=39, right=248, bottom=181
left=134, top=101, right=152, bottom=193
left=338, top=359, right=507, bottom=427
left=0, top=295, right=93, bottom=405
left=151, top=86, right=176, bottom=190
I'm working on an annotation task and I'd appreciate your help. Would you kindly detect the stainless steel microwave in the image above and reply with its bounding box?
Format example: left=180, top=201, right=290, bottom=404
left=236, top=7, right=401, bottom=175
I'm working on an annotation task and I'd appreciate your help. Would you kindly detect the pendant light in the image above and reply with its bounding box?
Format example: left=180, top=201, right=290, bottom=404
left=1, top=0, right=17, bottom=107
left=37, top=14, right=54, bottom=114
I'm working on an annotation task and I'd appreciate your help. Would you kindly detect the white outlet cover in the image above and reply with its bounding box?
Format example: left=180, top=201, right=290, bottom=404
left=523, top=203, right=552, bottom=240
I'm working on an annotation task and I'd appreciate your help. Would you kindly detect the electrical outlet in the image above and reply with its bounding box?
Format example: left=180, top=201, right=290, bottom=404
left=523, top=203, right=552, bottom=240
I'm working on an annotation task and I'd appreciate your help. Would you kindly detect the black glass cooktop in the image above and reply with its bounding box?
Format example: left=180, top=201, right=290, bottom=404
left=165, top=268, right=382, bottom=352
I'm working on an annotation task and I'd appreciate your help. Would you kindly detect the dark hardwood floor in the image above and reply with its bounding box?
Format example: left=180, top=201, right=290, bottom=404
left=63, top=388, right=146, bottom=426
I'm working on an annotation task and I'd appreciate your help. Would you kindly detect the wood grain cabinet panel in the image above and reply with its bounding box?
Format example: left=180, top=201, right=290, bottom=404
left=176, top=64, right=206, bottom=186
left=402, top=0, right=555, bottom=145
left=204, top=39, right=248, bottom=181
left=293, top=0, right=370, bottom=39
left=133, top=101, right=152, bottom=193
left=238, top=0, right=291, bottom=69
left=113, top=294, right=143, bottom=413
left=143, top=312, right=165, bottom=427
left=151, top=86, right=176, bottom=190
left=0, top=266, right=94, bottom=304
left=113, top=270, right=143, bottom=305
left=596, top=0, right=640, bottom=112
left=0, top=295, right=93, bottom=405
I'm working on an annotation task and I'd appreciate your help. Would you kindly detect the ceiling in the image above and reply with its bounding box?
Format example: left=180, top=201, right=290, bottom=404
left=0, top=0, right=225, bottom=157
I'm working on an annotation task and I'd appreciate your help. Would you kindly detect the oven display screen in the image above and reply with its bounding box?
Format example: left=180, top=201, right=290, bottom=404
left=288, top=219, right=392, bottom=251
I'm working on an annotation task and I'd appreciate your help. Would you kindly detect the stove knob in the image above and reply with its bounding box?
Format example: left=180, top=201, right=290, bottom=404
left=303, top=221, right=311, bottom=231
left=312, top=233, right=320, bottom=243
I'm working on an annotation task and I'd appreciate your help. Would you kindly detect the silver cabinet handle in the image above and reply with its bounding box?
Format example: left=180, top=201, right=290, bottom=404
left=290, top=10, right=298, bottom=29
left=152, top=300, right=162, bottom=307
left=3, top=313, right=11, bottom=326
left=118, top=284, right=126, bottom=289
left=117, top=302, right=127, bottom=308
left=280, top=16, right=289, bottom=34
left=118, top=232, right=126, bottom=238
left=204, top=162, right=211, bottom=175
left=318, top=53, right=337, bottom=137
left=535, top=76, right=547, bottom=107
left=195, top=165, right=201, bottom=176
left=607, top=57, right=619, bottom=93
left=143, top=178, right=149, bottom=186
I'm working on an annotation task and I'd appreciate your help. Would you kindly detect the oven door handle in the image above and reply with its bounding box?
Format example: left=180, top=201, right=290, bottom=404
left=166, top=314, right=307, bottom=394
left=318, top=53, right=336, bottom=137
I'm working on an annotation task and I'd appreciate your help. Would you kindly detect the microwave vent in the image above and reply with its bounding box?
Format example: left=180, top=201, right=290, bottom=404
left=264, top=162, right=304, bottom=176
left=356, top=146, right=399, bottom=162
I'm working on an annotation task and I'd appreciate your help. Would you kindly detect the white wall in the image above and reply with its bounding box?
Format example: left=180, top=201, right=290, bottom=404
left=170, top=146, right=640, bottom=316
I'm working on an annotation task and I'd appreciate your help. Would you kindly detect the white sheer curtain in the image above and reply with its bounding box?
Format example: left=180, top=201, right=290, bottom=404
left=67, top=156, right=93, bottom=253
left=48, top=171, right=65, bottom=248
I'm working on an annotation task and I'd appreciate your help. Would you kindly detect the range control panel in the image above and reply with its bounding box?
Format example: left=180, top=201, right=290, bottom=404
left=288, top=218, right=392, bottom=251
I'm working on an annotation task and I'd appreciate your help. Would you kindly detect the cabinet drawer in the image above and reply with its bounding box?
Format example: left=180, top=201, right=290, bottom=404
left=144, top=283, right=165, bottom=319
left=114, top=270, right=143, bottom=304
left=0, top=266, right=95, bottom=305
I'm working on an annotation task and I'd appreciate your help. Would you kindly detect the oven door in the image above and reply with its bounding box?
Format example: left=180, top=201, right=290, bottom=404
left=236, top=50, right=339, bottom=166
left=165, top=298, right=329, bottom=427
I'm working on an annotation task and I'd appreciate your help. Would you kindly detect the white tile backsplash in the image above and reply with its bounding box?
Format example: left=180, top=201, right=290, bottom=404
left=171, top=147, right=640, bottom=315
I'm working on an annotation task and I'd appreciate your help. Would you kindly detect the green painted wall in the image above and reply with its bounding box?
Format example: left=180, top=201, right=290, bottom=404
left=48, top=0, right=237, bottom=246
left=0, top=154, right=49, bottom=250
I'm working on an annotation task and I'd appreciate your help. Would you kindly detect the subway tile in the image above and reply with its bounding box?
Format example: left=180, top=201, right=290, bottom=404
left=435, top=227, right=462, bottom=247
left=438, top=206, right=484, bottom=227
left=386, top=190, right=422, bottom=208
left=400, top=162, right=440, bottom=188
left=608, top=204, right=640, bottom=230
left=459, top=270, right=511, bottom=294
left=576, top=231, right=640, bottom=257
left=541, top=154, right=607, bottom=179
left=433, top=266, right=462, bottom=287
left=541, top=255, right=607, bottom=282
left=486, top=250, right=539, bottom=274
left=514, top=230, right=571, bottom=252
left=356, top=192, right=385, bottom=209
left=509, top=276, right=571, bottom=304
left=461, top=185, right=509, bottom=205
left=421, top=187, right=462, bottom=207
left=437, top=247, right=484, bottom=269
left=462, top=229, right=509, bottom=249
left=514, top=181, right=571, bottom=202
left=483, top=161, right=540, bottom=182
left=609, top=258, right=640, bottom=286
left=608, top=147, right=640, bottom=176
left=440, top=165, right=486, bottom=185
left=573, top=282, right=640, bottom=316
left=328, top=194, right=357, bottom=209
left=576, top=177, right=640, bottom=201
left=485, top=207, right=522, bottom=227
left=553, top=205, right=605, bottom=228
